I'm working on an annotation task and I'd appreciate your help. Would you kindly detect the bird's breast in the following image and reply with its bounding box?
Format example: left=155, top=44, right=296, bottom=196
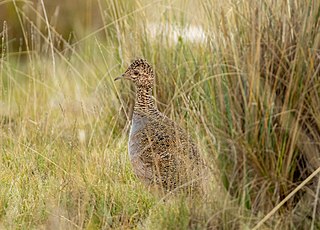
left=128, top=114, right=148, bottom=157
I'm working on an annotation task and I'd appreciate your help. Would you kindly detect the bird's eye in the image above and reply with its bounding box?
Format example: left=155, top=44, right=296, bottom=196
left=133, top=70, right=139, bottom=76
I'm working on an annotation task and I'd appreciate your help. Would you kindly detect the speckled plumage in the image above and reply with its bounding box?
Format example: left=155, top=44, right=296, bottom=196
left=116, top=59, right=201, bottom=191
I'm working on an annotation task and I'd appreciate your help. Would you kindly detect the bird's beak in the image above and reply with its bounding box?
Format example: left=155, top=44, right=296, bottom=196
left=114, top=73, right=131, bottom=81
left=114, top=74, right=124, bottom=81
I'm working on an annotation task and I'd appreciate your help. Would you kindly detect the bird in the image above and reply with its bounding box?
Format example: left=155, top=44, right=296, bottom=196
left=115, top=59, right=202, bottom=192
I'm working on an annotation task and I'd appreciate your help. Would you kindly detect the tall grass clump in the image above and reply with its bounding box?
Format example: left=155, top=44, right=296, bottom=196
left=0, top=0, right=319, bottom=229
left=199, top=0, right=320, bottom=228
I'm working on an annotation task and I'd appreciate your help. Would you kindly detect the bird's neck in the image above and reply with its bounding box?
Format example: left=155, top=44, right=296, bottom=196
left=134, top=86, right=159, bottom=116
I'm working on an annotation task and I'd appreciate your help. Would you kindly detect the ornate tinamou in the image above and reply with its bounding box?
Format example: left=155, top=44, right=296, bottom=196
left=115, top=59, right=202, bottom=192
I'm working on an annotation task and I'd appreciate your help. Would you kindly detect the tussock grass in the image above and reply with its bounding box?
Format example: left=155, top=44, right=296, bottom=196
left=0, top=0, right=319, bottom=229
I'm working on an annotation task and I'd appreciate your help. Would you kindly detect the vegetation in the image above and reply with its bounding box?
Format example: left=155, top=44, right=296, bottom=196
left=0, top=0, right=319, bottom=229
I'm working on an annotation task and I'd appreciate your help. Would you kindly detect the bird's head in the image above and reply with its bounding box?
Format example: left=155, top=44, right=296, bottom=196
left=115, top=59, right=155, bottom=89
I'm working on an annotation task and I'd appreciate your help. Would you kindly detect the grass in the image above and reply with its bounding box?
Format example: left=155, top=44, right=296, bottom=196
left=1, top=0, right=320, bottom=229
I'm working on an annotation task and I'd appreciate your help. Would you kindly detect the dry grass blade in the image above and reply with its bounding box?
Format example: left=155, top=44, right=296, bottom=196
left=253, top=166, right=320, bottom=230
